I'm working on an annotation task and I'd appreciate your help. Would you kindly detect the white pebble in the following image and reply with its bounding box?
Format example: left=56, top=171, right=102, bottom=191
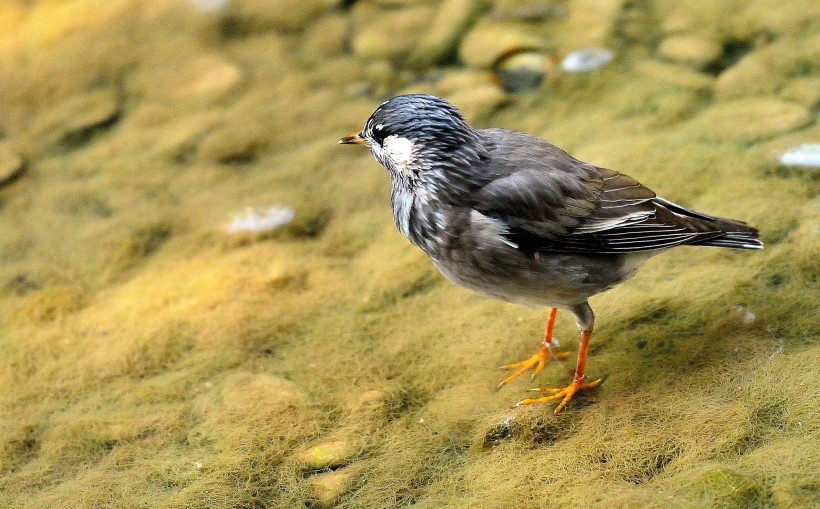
left=732, top=305, right=756, bottom=324
left=561, top=48, right=615, bottom=73
left=779, top=144, right=820, bottom=168
left=227, top=206, right=295, bottom=234
left=190, top=0, right=227, bottom=12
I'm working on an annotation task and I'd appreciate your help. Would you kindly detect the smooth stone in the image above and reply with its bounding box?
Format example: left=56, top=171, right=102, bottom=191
left=549, top=0, right=624, bottom=49
left=635, top=60, right=714, bottom=91
left=693, top=99, right=812, bottom=143
left=780, top=76, right=820, bottom=109
left=173, top=56, right=243, bottom=100
left=714, top=34, right=820, bottom=100
left=308, top=467, right=361, bottom=508
left=32, top=89, right=120, bottom=147
left=436, top=69, right=497, bottom=96
left=0, top=141, right=24, bottom=186
left=560, top=48, right=614, bottom=72
left=459, top=20, right=546, bottom=68
left=351, top=4, right=434, bottom=61
left=226, top=206, right=296, bottom=234
left=221, top=373, right=308, bottom=411
left=445, top=85, right=509, bottom=123
left=657, top=34, right=723, bottom=69
left=490, top=2, right=567, bottom=22
left=198, top=121, right=266, bottom=164
left=229, top=0, right=336, bottom=31
left=409, top=0, right=483, bottom=67
left=301, top=439, right=358, bottom=470
left=190, top=0, right=227, bottom=12
left=779, top=144, right=820, bottom=168
left=494, top=51, right=547, bottom=92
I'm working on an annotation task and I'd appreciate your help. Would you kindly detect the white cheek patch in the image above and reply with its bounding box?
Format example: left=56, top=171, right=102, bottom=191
left=383, top=135, right=414, bottom=168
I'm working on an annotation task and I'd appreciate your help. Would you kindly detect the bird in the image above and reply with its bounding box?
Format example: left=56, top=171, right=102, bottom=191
left=339, top=94, right=762, bottom=413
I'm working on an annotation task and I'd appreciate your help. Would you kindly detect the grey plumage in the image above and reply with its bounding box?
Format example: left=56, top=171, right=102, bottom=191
left=340, top=93, right=762, bottom=412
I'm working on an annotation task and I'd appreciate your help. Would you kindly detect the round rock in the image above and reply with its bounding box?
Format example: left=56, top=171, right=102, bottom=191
left=693, top=99, right=812, bottom=143
left=409, top=0, right=483, bottom=67
left=0, top=141, right=24, bottom=186
left=301, top=439, right=359, bottom=470
left=493, top=51, right=547, bottom=92
left=657, top=34, right=723, bottom=69
left=459, top=20, right=546, bottom=69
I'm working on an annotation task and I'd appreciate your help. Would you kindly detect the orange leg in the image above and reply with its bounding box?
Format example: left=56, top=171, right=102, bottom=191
left=497, top=308, right=570, bottom=389
left=515, top=328, right=602, bottom=413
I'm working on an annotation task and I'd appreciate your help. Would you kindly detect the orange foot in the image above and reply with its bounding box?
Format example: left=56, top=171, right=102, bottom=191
left=496, top=344, right=570, bottom=389
left=514, top=377, right=603, bottom=414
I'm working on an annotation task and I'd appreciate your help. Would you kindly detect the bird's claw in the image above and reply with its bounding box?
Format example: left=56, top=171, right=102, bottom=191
left=496, top=345, right=569, bottom=389
left=514, top=377, right=603, bottom=413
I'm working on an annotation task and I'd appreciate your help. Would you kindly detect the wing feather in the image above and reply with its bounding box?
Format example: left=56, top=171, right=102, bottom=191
left=473, top=129, right=727, bottom=254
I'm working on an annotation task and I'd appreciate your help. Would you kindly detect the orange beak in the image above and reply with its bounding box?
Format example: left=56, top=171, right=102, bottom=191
left=338, top=131, right=368, bottom=146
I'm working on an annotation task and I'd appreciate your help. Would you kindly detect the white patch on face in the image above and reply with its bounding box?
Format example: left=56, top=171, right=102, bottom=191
left=383, top=135, right=414, bottom=169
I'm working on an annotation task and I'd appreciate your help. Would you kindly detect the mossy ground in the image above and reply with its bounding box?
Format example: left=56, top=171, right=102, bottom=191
left=0, top=1, right=818, bottom=508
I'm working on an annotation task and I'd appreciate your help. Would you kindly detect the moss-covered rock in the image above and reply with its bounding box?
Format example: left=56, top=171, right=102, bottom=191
left=657, top=34, right=723, bottom=70
left=458, top=19, right=546, bottom=68
left=690, top=99, right=813, bottom=143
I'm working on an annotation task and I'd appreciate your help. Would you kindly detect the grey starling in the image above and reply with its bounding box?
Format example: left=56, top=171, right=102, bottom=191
left=340, top=94, right=762, bottom=413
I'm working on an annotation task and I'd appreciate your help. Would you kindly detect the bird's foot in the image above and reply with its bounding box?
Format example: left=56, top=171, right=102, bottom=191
left=514, top=377, right=602, bottom=414
left=496, top=343, right=570, bottom=389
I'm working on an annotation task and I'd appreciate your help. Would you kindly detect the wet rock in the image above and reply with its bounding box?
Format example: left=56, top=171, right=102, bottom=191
left=490, top=2, right=567, bottom=22
left=635, top=61, right=714, bottom=92
left=351, top=4, right=434, bottom=61
left=692, top=99, right=812, bottom=143
left=228, top=0, right=336, bottom=31
left=130, top=54, right=243, bottom=103
left=780, top=76, right=820, bottom=109
left=714, top=35, right=820, bottom=100
left=657, top=34, right=723, bottom=70
left=409, top=0, right=483, bottom=67
left=494, top=51, right=547, bottom=92
left=301, top=439, right=359, bottom=470
left=190, top=0, right=227, bottom=12
left=0, top=141, right=24, bottom=186
left=172, top=56, right=243, bottom=100
left=221, top=373, right=308, bottom=412
left=458, top=20, right=546, bottom=69
left=226, top=206, right=296, bottom=234
left=198, top=121, right=266, bottom=164
left=436, top=69, right=497, bottom=96
left=779, top=144, right=820, bottom=169
left=551, top=0, right=623, bottom=49
left=445, top=84, right=508, bottom=123
left=307, top=466, right=361, bottom=508
left=560, top=48, right=614, bottom=72
left=32, top=89, right=120, bottom=149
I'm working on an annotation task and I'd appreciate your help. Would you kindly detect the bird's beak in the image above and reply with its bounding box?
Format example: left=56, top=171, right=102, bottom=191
left=338, top=132, right=368, bottom=146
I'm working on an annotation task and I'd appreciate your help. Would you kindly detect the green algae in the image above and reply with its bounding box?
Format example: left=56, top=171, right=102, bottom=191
left=0, top=1, right=818, bottom=508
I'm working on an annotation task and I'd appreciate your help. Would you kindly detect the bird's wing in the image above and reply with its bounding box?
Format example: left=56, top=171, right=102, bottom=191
left=473, top=129, right=722, bottom=254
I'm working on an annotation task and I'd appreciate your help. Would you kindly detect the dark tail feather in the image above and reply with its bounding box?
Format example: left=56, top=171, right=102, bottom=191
left=690, top=231, right=764, bottom=250
left=654, top=197, right=764, bottom=250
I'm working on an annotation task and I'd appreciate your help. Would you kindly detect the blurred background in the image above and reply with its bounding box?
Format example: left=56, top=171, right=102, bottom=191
left=0, top=1, right=818, bottom=508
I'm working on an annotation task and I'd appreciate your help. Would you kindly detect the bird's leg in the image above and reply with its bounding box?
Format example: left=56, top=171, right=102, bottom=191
left=497, top=308, right=570, bottom=389
left=515, top=327, right=602, bottom=413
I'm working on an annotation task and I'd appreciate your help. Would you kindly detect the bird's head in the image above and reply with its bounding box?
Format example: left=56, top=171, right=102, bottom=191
left=339, top=94, right=486, bottom=195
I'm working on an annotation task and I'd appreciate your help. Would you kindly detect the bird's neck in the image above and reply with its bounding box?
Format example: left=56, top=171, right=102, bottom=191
left=390, top=184, right=446, bottom=256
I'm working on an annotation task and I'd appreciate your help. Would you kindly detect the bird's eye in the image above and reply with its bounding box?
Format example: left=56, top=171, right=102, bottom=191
left=371, top=124, right=387, bottom=144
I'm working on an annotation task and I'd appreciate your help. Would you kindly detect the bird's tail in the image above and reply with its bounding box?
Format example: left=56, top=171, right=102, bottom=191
left=654, top=197, right=764, bottom=250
